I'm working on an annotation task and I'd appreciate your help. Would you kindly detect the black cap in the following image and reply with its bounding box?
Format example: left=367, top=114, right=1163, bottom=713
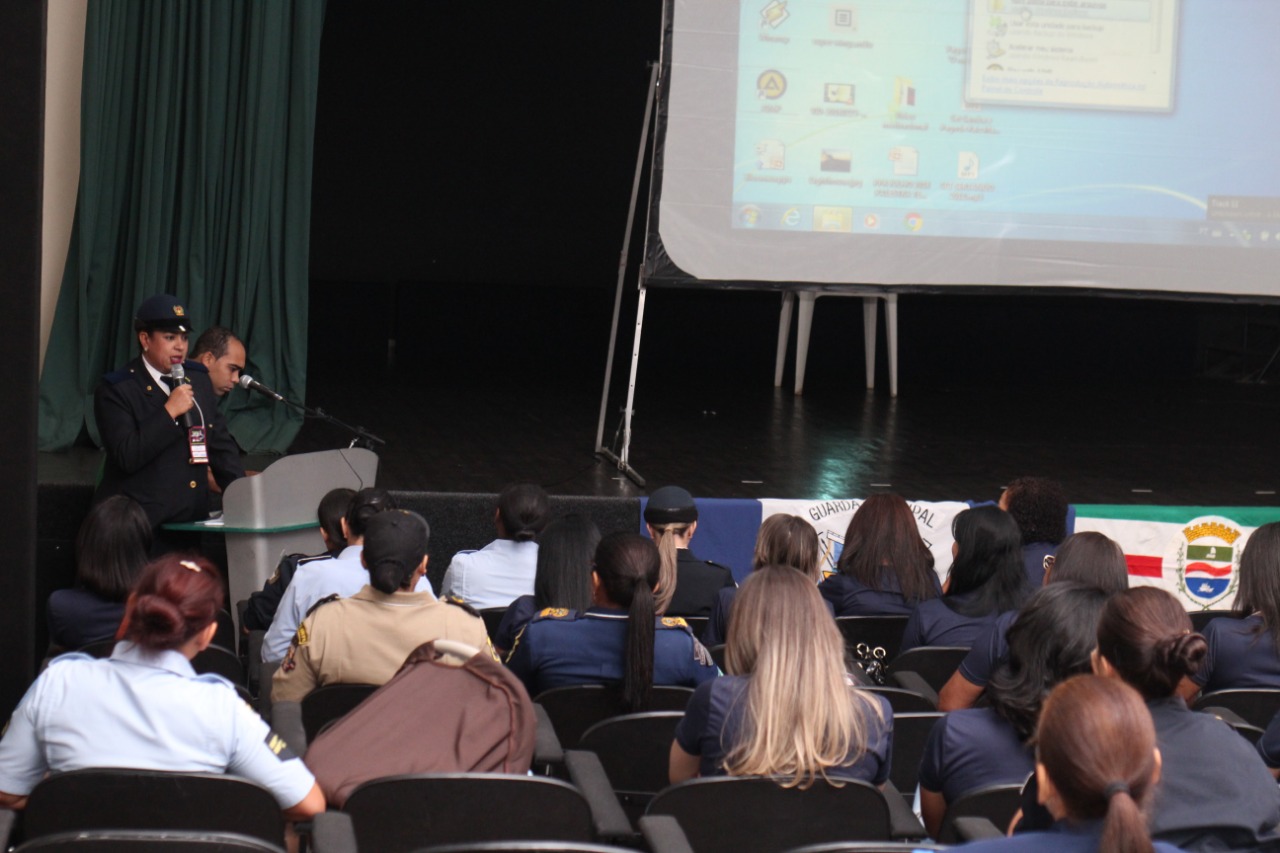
left=134, top=294, right=194, bottom=333
left=362, top=509, right=430, bottom=568
left=644, top=486, right=698, bottom=525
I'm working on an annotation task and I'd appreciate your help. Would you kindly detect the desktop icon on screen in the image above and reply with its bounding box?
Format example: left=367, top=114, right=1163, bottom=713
left=739, top=205, right=762, bottom=227
left=893, top=77, right=916, bottom=109
left=756, top=139, right=786, bottom=170
left=820, top=150, right=852, bottom=172
left=829, top=5, right=857, bottom=32
left=757, top=70, right=787, bottom=100
left=824, top=83, right=855, bottom=105
left=904, top=212, right=924, bottom=232
left=761, top=0, right=790, bottom=29
left=890, top=146, right=918, bottom=176
left=814, top=206, right=853, bottom=232
left=958, top=152, right=980, bottom=180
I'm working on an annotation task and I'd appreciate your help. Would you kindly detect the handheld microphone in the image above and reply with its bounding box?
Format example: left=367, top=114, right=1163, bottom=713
left=238, top=374, right=285, bottom=402
left=168, top=363, right=197, bottom=429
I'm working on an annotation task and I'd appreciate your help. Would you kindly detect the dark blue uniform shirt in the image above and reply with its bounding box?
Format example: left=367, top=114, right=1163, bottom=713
left=505, top=606, right=719, bottom=698
left=494, top=594, right=538, bottom=655
left=1021, top=542, right=1056, bottom=588
left=1193, top=614, right=1280, bottom=692
left=956, top=610, right=1018, bottom=687
left=918, top=706, right=1033, bottom=803
left=46, top=588, right=125, bottom=651
left=818, top=571, right=942, bottom=618
left=674, top=674, right=893, bottom=784
left=963, top=819, right=1183, bottom=853
left=900, top=592, right=1009, bottom=653
left=701, top=585, right=834, bottom=649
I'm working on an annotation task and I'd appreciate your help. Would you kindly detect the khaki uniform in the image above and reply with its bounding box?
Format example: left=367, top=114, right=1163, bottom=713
left=273, top=586, right=492, bottom=702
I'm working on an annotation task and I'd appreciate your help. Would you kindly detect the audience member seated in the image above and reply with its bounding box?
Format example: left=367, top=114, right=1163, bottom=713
left=47, top=496, right=152, bottom=651
left=900, top=506, right=1031, bottom=652
left=1257, top=709, right=1280, bottom=778
left=938, top=531, right=1127, bottom=711
left=919, top=583, right=1107, bottom=837
left=242, top=487, right=353, bottom=632
left=273, top=510, right=491, bottom=702
left=702, top=514, right=828, bottom=648
left=998, top=476, right=1068, bottom=587
left=671, top=566, right=891, bottom=787
left=0, top=555, right=323, bottom=819
left=441, top=483, right=550, bottom=610
left=1077, top=586, right=1280, bottom=849
left=495, top=513, right=600, bottom=656
left=957, top=675, right=1182, bottom=853
left=262, top=487, right=394, bottom=662
left=818, top=493, right=941, bottom=617
left=507, top=532, right=719, bottom=708
left=644, top=485, right=735, bottom=618
left=1192, top=521, right=1280, bottom=694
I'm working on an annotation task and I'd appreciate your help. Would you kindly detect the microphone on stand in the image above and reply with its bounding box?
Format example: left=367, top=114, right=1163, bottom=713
left=168, top=363, right=198, bottom=429
left=238, top=374, right=286, bottom=402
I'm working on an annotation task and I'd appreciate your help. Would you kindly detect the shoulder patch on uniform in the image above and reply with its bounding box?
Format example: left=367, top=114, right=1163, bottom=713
left=303, top=593, right=340, bottom=618
left=264, top=730, right=299, bottom=762
left=691, top=638, right=715, bottom=668
left=443, top=596, right=481, bottom=618
left=532, top=607, right=578, bottom=623
left=660, top=616, right=689, bottom=630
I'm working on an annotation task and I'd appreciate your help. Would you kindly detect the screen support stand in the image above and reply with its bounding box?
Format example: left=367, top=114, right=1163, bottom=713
left=595, top=62, right=659, bottom=488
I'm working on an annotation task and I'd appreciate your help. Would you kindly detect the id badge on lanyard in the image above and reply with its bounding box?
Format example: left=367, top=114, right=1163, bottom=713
left=188, top=426, right=210, bottom=465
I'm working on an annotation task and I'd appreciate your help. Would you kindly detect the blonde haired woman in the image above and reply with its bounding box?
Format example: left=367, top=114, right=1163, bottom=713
left=670, top=566, right=891, bottom=788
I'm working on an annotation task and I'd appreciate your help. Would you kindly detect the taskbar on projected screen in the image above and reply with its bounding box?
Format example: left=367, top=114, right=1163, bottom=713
left=729, top=205, right=1280, bottom=248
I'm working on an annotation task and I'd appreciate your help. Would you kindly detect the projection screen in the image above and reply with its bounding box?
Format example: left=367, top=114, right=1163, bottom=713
left=650, top=0, right=1280, bottom=297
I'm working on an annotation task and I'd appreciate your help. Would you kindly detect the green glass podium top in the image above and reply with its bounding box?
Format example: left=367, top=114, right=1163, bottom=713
left=162, top=519, right=320, bottom=535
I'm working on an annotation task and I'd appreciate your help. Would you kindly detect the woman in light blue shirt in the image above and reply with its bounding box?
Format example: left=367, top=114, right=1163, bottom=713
left=0, top=555, right=323, bottom=820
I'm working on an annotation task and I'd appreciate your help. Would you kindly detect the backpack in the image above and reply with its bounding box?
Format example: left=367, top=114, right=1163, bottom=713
left=304, top=639, right=535, bottom=806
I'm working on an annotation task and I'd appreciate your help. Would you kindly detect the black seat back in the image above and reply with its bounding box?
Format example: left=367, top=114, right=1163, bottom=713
left=578, top=712, right=685, bottom=823
left=646, top=777, right=892, bottom=853
left=935, top=783, right=1024, bottom=844
left=535, top=684, right=694, bottom=747
left=479, top=608, right=507, bottom=644
left=300, top=683, right=379, bottom=741
left=16, top=830, right=285, bottom=851
left=1189, top=610, right=1238, bottom=633
left=884, top=647, right=969, bottom=694
left=342, top=774, right=595, bottom=853
left=864, top=686, right=936, bottom=714
left=836, top=616, right=910, bottom=664
left=888, top=712, right=943, bottom=803
left=24, top=770, right=284, bottom=845
left=1192, top=688, right=1280, bottom=730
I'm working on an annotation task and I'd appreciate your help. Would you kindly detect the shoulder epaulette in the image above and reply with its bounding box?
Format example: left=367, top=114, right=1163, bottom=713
left=659, top=616, right=690, bottom=631
left=443, top=595, right=481, bottom=618
left=304, top=593, right=340, bottom=618
left=705, top=559, right=733, bottom=573
left=531, top=607, right=578, bottom=622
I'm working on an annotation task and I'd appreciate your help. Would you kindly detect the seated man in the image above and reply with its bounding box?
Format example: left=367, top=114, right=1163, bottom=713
left=441, top=484, right=551, bottom=610
left=261, top=488, right=396, bottom=662
left=190, top=326, right=246, bottom=398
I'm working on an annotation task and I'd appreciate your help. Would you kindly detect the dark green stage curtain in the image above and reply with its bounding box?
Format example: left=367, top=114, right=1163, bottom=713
left=38, top=0, right=326, bottom=454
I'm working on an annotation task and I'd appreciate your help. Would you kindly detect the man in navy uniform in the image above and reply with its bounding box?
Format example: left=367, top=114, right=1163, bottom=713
left=94, top=294, right=245, bottom=531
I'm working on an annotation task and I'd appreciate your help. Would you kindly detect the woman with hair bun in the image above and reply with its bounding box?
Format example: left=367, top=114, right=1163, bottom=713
left=0, top=555, right=323, bottom=818
left=958, top=675, right=1181, bottom=853
left=272, top=510, right=491, bottom=702
left=1083, top=586, right=1280, bottom=849
left=507, top=531, right=719, bottom=711
left=671, top=566, right=890, bottom=788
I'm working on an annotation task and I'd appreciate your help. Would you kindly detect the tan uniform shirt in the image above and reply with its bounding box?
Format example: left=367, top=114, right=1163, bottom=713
left=273, top=585, right=492, bottom=702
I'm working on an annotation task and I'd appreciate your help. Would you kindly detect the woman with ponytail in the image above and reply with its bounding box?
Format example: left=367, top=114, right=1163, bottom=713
left=507, top=531, right=719, bottom=710
left=670, top=566, right=890, bottom=788
left=1083, top=586, right=1280, bottom=850
left=958, top=675, right=1181, bottom=853
left=272, top=510, right=490, bottom=702
left=643, top=486, right=735, bottom=618
left=0, top=555, right=323, bottom=819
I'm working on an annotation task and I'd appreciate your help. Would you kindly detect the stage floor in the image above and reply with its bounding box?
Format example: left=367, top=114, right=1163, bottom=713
left=41, top=286, right=1280, bottom=508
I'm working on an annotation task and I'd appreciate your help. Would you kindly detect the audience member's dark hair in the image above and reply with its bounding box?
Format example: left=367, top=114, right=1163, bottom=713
left=533, top=514, right=599, bottom=612
left=1035, top=675, right=1159, bottom=853
left=988, top=582, right=1108, bottom=741
left=318, top=488, right=354, bottom=549
left=944, top=506, right=1031, bottom=618
left=345, top=487, right=396, bottom=540
left=753, top=514, right=822, bottom=582
left=122, top=555, right=224, bottom=651
left=595, top=531, right=660, bottom=712
left=1002, top=477, right=1068, bottom=546
left=1233, top=522, right=1280, bottom=654
left=1050, top=531, right=1129, bottom=594
left=1097, top=586, right=1206, bottom=701
left=189, top=325, right=240, bottom=360
left=76, top=496, right=152, bottom=601
left=497, top=483, right=551, bottom=543
left=363, top=510, right=431, bottom=594
left=835, top=494, right=937, bottom=604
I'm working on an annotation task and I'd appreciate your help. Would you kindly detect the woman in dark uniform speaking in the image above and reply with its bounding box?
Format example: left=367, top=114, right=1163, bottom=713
left=94, top=294, right=244, bottom=530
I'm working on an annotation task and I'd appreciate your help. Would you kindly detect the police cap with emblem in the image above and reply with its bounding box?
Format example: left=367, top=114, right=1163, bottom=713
left=644, top=485, right=699, bottom=525
left=134, top=294, right=193, bottom=334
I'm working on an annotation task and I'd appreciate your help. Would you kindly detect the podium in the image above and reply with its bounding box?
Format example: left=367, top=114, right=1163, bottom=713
left=171, top=448, right=379, bottom=608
